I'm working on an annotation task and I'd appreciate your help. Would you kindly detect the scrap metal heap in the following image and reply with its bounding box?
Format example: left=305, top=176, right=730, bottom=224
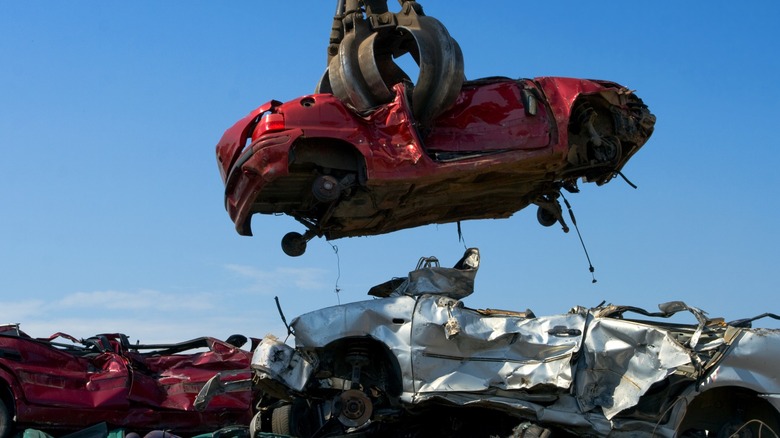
left=206, top=2, right=778, bottom=437
left=0, top=327, right=257, bottom=438
left=196, top=248, right=780, bottom=437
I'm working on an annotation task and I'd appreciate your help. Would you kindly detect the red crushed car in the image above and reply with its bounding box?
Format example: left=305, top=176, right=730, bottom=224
left=216, top=76, right=655, bottom=256
left=0, top=324, right=256, bottom=438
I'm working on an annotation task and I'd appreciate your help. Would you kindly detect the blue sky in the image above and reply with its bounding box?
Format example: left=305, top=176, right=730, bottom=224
left=1, top=1, right=779, bottom=343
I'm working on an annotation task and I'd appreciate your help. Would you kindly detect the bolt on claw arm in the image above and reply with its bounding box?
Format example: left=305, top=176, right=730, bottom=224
left=317, top=0, right=465, bottom=125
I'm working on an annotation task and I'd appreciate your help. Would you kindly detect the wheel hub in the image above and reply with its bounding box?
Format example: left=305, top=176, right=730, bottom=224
left=337, top=389, right=373, bottom=428
left=312, top=175, right=341, bottom=202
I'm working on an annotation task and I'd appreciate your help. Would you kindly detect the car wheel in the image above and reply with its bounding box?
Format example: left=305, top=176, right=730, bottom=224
left=312, top=175, right=341, bottom=203
left=537, top=206, right=558, bottom=227
left=716, top=418, right=776, bottom=438
left=272, top=401, right=323, bottom=437
left=281, top=232, right=307, bottom=257
left=271, top=404, right=293, bottom=436
left=0, top=397, right=12, bottom=438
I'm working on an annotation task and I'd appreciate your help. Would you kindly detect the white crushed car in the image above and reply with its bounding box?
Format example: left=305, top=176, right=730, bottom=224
left=235, top=249, right=780, bottom=437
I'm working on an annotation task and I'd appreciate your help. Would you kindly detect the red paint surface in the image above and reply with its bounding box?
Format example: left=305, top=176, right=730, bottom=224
left=0, top=327, right=253, bottom=434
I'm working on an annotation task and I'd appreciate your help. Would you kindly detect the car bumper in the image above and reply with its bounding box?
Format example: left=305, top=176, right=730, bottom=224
left=223, top=129, right=301, bottom=235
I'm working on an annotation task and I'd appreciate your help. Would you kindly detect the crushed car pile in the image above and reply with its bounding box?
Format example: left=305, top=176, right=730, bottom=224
left=0, top=325, right=257, bottom=438
left=232, top=249, right=780, bottom=437
left=5, top=1, right=777, bottom=438
left=207, top=0, right=779, bottom=436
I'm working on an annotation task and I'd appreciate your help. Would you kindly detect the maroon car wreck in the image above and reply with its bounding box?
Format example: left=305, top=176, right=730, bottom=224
left=217, top=76, right=655, bottom=256
left=0, top=324, right=256, bottom=438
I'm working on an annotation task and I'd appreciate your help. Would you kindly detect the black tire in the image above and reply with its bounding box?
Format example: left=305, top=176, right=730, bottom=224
left=0, top=397, right=12, bottom=438
left=281, top=232, right=307, bottom=257
left=537, top=206, right=557, bottom=227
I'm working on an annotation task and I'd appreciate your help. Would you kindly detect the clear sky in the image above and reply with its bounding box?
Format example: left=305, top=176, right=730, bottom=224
left=2, top=1, right=779, bottom=344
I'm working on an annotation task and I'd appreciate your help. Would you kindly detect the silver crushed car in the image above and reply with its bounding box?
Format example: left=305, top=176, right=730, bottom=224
left=239, top=249, right=780, bottom=437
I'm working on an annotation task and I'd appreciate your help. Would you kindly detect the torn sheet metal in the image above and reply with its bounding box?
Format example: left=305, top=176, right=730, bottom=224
left=575, top=318, right=694, bottom=419
left=401, top=248, right=480, bottom=299
left=411, top=296, right=586, bottom=393
left=251, top=335, right=314, bottom=395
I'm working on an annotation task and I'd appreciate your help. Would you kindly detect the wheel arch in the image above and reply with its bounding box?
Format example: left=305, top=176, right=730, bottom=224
left=564, top=93, right=624, bottom=185
left=676, top=386, right=780, bottom=436
left=289, top=138, right=367, bottom=184
left=0, top=374, right=16, bottom=438
left=320, top=335, right=404, bottom=398
left=0, top=371, right=16, bottom=416
left=568, top=93, right=617, bottom=142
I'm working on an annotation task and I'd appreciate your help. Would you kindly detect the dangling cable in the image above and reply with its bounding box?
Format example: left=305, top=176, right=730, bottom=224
left=618, top=171, right=638, bottom=189
left=329, top=242, right=342, bottom=304
left=561, top=193, right=597, bottom=283
left=274, top=296, right=293, bottom=341
left=457, top=221, right=467, bottom=250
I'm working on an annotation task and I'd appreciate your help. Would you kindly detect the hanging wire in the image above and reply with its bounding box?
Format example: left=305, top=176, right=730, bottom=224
left=457, top=221, right=468, bottom=250
left=274, top=296, right=293, bottom=341
left=618, top=171, right=638, bottom=189
left=329, top=242, right=342, bottom=304
left=560, top=193, right=597, bottom=283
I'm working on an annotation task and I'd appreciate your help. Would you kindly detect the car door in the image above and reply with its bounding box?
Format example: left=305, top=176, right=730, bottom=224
left=410, top=294, right=585, bottom=395
left=423, top=79, right=553, bottom=155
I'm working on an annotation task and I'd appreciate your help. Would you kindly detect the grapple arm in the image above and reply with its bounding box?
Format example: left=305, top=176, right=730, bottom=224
left=319, top=0, right=465, bottom=126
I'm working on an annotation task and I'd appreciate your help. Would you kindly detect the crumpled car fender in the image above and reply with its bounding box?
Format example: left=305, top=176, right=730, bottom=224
left=695, top=328, right=780, bottom=399
left=575, top=317, right=695, bottom=419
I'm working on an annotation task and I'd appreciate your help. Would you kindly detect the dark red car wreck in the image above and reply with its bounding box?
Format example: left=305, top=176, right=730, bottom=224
left=216, top=76, right=655, bottom=256
left=0, top=325, right=256, bottom=438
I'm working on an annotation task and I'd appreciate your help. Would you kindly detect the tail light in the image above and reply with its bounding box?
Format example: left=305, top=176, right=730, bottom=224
left=253, top=112, right=286, bottom=138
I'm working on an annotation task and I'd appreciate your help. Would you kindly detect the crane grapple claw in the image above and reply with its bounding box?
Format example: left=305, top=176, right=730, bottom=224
left=319, top=0, right=464, bottom=126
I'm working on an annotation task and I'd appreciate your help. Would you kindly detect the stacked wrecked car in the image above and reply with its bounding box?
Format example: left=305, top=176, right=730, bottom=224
left=0, top=325, right=256, bottom=438
left=230, top=248, right=780, bottom=437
